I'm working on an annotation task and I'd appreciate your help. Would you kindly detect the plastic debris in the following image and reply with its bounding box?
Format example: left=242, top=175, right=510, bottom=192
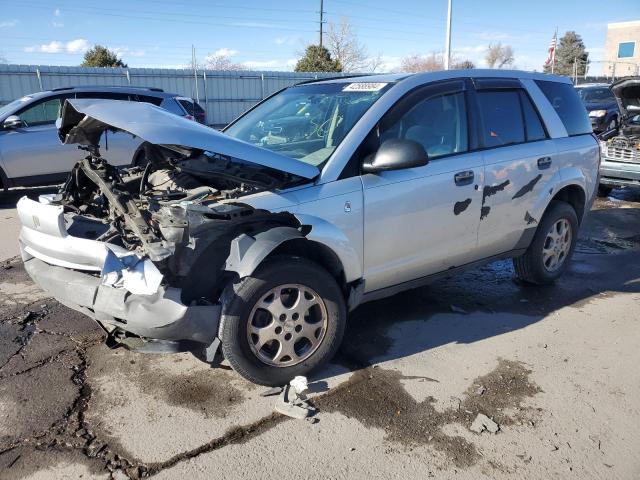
left=274, top=376, right=316, bottom=420
left=470, top=413, right=500, bottom=434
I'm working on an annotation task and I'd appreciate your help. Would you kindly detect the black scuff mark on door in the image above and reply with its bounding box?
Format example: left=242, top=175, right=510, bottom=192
left=524, top=211, right=537, bottom=225
left=512, top=174, right=543, bottom=200
left=480, top=180, right=510, bottom=220
left=454, top=198, right=472, bottom=215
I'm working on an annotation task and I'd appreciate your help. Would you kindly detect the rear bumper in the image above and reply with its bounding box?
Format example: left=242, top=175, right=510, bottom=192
left=22, top=252, right=221, bottom=344
left=600, top=159, right=640, bottom=187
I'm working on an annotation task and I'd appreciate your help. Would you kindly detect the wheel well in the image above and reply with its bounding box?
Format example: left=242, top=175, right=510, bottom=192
left=267, top=239, right=349, bottom=294
left=550, top=185, right=586, bottom=223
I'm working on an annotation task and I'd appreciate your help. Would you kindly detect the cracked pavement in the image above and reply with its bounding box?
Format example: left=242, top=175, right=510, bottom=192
left=1, top=188, right=640, bottom=479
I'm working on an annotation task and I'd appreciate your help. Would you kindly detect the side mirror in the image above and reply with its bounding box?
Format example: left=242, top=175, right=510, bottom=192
left=362, top=138, right=428, bottom=174
left=3, top=115, right=23, bottom=129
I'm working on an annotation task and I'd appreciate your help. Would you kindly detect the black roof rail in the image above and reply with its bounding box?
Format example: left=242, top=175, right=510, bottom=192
left=294, top=74, right=369, bottom=85
left=49, top=85, right=165, bottom=92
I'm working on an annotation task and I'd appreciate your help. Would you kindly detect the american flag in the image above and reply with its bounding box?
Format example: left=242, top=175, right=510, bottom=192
left=545, top=33, right=557, bottom=67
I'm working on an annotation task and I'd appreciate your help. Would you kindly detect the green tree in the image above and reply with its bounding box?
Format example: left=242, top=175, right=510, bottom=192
left=294, top=45, right=342, bottom=73
left=544, top=31, right=588, bottom=76
left=81, top=45, right=127, bottom=68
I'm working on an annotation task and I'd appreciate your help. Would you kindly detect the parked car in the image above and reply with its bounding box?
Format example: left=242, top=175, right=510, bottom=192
left=575, top=83, right=620, bottom=133
left=598, top=77, right=640, bottom=196
left=0, top=86, right=205, bottom=190
left=17, top=70, right=599, bottom=385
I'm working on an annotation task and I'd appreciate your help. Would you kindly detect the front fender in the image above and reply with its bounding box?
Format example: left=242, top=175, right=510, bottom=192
left=224, top=226, right=304, bottom=279
left=294, top=213, right=362, bottom=283
left=224, top=214, right=363, bottom=284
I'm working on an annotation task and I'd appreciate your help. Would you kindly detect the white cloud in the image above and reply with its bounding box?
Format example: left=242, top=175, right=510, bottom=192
left=54, top=8, right=61, bottom=17
left=52, top=21, right=64, bottom=28
left=0, top=19, right=18, bottom=28
left=66, top=38, right=90, bottom=54
left=213, top=48, right=238, bottom=58
left=24, top=38, right=90, bottom=55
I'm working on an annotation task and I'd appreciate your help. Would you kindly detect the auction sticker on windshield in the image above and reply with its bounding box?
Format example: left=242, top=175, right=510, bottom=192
left=343, top=82, right=388, bottom=92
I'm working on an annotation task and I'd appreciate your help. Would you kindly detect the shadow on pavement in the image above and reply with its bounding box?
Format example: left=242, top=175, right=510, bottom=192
left=325, top=206, right=640, bottom=373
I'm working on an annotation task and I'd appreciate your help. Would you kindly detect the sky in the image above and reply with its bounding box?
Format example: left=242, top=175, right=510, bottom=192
left=0, top=0, right=639, bottom=74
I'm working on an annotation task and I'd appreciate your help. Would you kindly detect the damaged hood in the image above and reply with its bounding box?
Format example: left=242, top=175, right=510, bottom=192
left=611, top=77, right=640, bottom=121
left=57, top=98, right=319, bottom=180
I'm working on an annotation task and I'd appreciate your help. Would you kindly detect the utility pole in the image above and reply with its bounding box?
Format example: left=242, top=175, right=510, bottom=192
left=444, top=0, right=452, bottom=70
left=319, top=0, right=325, bottom=47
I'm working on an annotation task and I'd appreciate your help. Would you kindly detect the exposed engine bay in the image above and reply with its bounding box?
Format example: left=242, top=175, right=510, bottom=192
left=600, top=77, right=640, bottom=163
left=55, top=142, right=302, bottom=303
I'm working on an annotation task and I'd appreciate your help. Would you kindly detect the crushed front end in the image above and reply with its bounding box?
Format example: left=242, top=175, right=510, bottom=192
left=19, top=99, right=312, bottom=354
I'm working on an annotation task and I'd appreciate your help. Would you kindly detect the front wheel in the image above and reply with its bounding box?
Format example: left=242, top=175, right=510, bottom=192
left=218, top=256, right=346, bottom=386
left=513, top=201, right=578, bottom=285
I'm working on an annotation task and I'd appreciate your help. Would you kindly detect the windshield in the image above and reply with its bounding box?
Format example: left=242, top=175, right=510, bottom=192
left=0, top=96, right=34, bottom=118
left=224, top=82, right=391, bottom=167
left=576, top=87, right=615, bottom=103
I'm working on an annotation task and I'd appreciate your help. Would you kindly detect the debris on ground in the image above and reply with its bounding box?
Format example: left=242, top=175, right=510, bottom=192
left=275, top=376, right=316, bottom=420
left=475, top=385, right=487, bottom=396
left=470, top=413, right=500, bottom=434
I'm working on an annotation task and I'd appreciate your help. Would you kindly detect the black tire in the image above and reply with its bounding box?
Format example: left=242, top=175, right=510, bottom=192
left=218, top=256, right=347, bottom=386
left=513, top=201, right=578, bottom=285
left=597, top=184, right=612, bottom=197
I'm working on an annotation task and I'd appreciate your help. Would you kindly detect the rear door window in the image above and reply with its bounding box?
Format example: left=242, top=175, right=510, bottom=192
left=519, top=91, right=547, bottom=142
left=477, top=90, right=525, bottom=147
left=535, top=80, right=592, bottom=136
left=136, top=95, right=163, bottom=106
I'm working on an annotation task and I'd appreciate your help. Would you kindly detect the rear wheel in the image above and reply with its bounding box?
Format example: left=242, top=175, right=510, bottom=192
left=513, top=201, right=578, bottom=285
left=218, top=256, right=346, bottom=386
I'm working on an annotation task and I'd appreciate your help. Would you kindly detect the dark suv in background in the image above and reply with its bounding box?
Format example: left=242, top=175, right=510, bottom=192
left=0, top=86, right=206, bottom=190
left=575, top=83, right=620, bottom=133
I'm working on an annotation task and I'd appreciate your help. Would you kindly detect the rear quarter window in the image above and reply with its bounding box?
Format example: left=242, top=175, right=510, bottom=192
left=160, top=98, right=186, bottom=115
left=178, top=99, right=205, bottom=115
left=535, top=80, right=592, bottom=136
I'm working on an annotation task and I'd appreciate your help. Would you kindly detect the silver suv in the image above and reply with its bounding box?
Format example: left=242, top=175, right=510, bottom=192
left=0, top=86, right=205, bottom=190
left=17, top=70, right=599, bottom=385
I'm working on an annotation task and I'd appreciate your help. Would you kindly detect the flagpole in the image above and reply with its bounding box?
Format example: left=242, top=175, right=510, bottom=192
left=551, top=27, right=558, bottom=74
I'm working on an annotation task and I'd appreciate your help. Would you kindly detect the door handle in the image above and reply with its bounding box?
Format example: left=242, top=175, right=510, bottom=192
left=537, top=156, right=552, bottom=169
left=454, top=170, right=474, bottom=186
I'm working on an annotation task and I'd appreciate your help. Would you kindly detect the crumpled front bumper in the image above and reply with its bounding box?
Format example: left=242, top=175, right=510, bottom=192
left=21, top=249, right=220, bottom=344
left=17, top=196, right=220, bottom=345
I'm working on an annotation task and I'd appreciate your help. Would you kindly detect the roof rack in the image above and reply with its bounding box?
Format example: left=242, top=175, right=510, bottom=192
left=49, top=85, right=164, bottom=92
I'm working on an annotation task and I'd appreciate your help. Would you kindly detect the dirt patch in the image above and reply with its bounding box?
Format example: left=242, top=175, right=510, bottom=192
left=316, top=359, right=541, bottom=468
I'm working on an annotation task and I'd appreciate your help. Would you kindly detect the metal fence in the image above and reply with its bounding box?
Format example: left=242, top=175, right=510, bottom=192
left=0, top=64, right=344, bottom=127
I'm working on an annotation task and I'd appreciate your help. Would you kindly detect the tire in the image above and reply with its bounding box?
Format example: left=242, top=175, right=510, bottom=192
left=513, top=201, right=578, bottom=285
left=218, top=255, right=347, bottom=386
left=597, top=184, right=612, bottom=197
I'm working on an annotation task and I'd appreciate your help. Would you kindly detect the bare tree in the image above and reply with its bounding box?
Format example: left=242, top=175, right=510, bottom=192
left=452, top=59, right=475, bottom=69
left=399, top=52, right=444, bottom=73
left=485, top=43, right=515, bottom=69
left=326, top=18, right=382, bottom=72
left=204, top=54, right=245, bottom=71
